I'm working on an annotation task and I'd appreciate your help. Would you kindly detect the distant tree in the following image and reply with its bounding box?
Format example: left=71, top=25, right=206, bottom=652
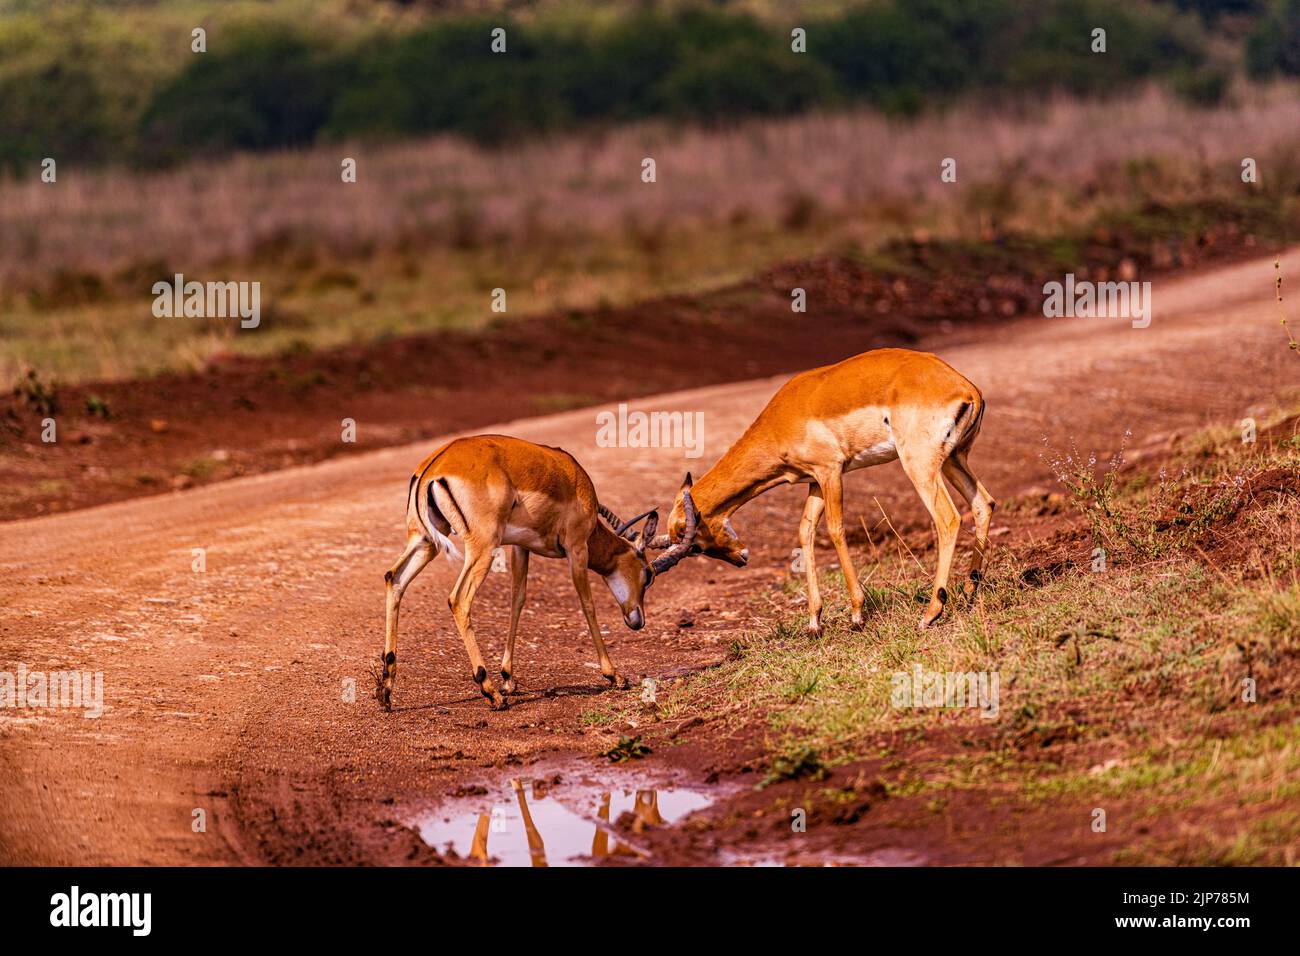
left=1246, top=0, right=1300, bottom=75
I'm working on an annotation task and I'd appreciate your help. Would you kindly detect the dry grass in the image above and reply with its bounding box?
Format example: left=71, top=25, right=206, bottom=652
left=5, top=84, right=1299, bottom=291
left=619, top=409, right=1300, bottom=861
left=4, top=85, right=1300, bottom=386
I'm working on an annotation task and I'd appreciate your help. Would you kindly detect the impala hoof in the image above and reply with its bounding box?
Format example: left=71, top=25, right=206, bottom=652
left=918, top=588, right=948, bottom=631
left=807, top=621, right=823, bottom=639
left=487, top=692, right=509, bottom=711
left=605, top=673, right=630, bottom=691
left=849, top=615, right=865, bottom=632
left=376, top=687, right=393, bottom=711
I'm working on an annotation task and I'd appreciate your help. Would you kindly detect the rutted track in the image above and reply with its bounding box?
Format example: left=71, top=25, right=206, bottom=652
left=1, top=251, right=1298, bottom=865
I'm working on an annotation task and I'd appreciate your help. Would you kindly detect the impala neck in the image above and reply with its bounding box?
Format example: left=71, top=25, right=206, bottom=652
left=693, top=432, right=789, bottom=521
left=586, top=520, right=631, bottom=575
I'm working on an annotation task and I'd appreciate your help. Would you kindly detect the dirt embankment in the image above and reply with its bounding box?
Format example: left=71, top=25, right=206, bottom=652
left=0, top=203, right=1276, bottom=523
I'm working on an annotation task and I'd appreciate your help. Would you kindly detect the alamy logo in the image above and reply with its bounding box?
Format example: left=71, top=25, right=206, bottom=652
left=891, top=664, right=999, bottom=719
left=152, top=273, right=261, bottom=328
left=50, top=886, right=151, bottom=936
left=595, top=403, right=704, bottom=459
left=0, top=664, right=103, bottom=718
left=1042, top=273, right=1151, bottom=328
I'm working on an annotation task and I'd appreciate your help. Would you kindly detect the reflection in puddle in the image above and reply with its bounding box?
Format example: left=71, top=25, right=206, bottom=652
left=417, top=776, right=712, bottom=867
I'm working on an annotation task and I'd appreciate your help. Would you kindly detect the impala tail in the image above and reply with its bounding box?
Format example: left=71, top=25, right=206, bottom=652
left=406, top=471, right=464, bottom=563
left=949, top=391, right=985, bottom=453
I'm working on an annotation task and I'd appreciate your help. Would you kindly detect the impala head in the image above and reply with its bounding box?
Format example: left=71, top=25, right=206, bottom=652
left=654, top=475, right=748, bottom=567
left=598, top=481, right=700, bottom=628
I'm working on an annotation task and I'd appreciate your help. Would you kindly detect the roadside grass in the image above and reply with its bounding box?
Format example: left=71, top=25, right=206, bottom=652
left=626, top=408, right=1300, bottom=859
left=0, top=213, right=833, bottom=384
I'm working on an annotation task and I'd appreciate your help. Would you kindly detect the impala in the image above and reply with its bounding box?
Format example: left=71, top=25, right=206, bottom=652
left=377, top=434, right=697, bottom=711
left=652, top=348, right=994, bottom=633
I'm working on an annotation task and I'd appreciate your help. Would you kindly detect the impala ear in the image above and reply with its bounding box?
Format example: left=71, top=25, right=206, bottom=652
left=641, top=510, right=659, bottom=544
left=614, top=508, right=656, bottom=539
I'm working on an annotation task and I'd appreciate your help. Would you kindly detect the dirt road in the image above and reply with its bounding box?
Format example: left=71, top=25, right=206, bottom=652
left=2, top=250, right=1298, bottom=865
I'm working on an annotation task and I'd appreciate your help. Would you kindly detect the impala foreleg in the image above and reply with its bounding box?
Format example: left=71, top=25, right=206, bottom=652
left=501, top=545, right=529, bottom=694
left=818, top=470, right=867, bottom=631
left=799, top=485, right=826, bottom=637
left=379, top=535, right=435, bottom=710
left=448, top=543, right=507, bottom=710
left=567, top=545, right=628, bottom=690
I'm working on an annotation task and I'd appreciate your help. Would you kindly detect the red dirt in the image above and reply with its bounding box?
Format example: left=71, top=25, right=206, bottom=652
left=1, top=249, right=1299, bottom=866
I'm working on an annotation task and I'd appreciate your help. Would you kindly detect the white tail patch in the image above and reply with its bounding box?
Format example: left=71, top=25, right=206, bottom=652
left=414, top=478, right=464, bottom=563
left=429, top=524, right=463, bottom=564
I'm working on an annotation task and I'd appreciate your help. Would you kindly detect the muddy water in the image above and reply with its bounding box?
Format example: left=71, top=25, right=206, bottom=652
left=414, top=767, right=713, bottom=866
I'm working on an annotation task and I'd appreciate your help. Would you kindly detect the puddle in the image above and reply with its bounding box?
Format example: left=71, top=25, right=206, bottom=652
left=414, top=766, right=931, bottom=867
left=414, top=770, right=713, bottom=866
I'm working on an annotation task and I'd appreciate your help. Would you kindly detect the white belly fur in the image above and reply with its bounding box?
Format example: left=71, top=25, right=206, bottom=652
left=501, top=523, right=562, bottom=556
left=844, top=439, right=898, bottom=472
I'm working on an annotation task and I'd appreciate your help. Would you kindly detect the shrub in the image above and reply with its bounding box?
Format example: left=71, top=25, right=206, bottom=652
left=1245, top=0, right=1300, bottom=76
left=138, top=27, right=342, bottom=164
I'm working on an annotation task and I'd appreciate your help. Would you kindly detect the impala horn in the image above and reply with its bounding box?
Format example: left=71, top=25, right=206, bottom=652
left=650, top=487, right=698, bottom=576
left=615, top=509, right=658, bottom=542
left=599, top=503, right=660, bottom=544
left=648, top=473, right=693, bottom=551
left=597, top=503, right=626, bottom=530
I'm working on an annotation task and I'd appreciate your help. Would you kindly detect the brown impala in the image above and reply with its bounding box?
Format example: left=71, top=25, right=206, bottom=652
left=652, top=349, right=995, bottom=633
left=378, top=435, right=697, bottom=711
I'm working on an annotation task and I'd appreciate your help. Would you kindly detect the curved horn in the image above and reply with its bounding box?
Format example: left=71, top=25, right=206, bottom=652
left=650, top=488, right=698, bottom=576
left=596, top=503, right=626, bottom=530
left=614, top=509, right=657, bottom=539
left=647, top=473, right=693, bottom=551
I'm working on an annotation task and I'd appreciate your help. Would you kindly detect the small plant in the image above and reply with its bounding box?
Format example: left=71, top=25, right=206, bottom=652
left=1045, top=434, right=1242, bottom=560
left=84, top=395, right=112, bottom=419
left=759, top=746, right=826, bottom=788
left=784, top=670, right=820, bottom=702
left=602, top=735, right=651, bottom=763
left=1275, top=258, right=1299, bottom=357
left=13, top=369, right=58, bottom=416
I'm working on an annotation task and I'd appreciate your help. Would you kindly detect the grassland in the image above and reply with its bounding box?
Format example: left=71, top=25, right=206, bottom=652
left=4, top=86, right=1299, bottom=385
left=619, top=408, right=1300, bottom=864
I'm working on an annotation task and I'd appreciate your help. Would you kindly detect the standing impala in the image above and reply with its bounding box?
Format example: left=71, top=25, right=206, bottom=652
left=652, top=348, right=994, bottom=633
left=377, top=434, right=697, bottom=711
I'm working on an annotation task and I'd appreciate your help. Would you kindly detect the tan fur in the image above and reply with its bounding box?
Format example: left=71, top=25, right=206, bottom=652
left=378, top=435, right=651, bottom=711
left=664, top=349, right=995, bottom=632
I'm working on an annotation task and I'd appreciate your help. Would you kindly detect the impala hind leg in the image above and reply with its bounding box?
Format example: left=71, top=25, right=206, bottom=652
left=567, top=544, right=628, bottom=690
left=817, top=470, right=867, bottom=631
left=798, top=485, right=827, bottom=636
left=942, top=452, right=996, bottom=597
left=448, top=542, right=507, bottom=709
left=896, top=446, right=962, bottom=631
left=379, top=534, right=435, bottom=710
left=501, top=546, right=529, bottom=694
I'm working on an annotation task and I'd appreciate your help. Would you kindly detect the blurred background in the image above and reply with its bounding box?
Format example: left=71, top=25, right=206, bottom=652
left=1, top=0, right=1298, bottom=514
left=3, top=0, right=1300, bottom=373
